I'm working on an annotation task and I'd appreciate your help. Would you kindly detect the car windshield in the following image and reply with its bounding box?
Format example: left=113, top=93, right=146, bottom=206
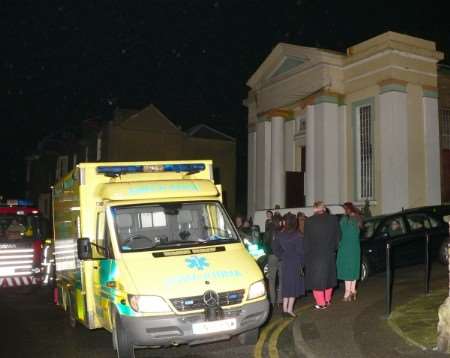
left=0, top=215, right=37, bottom=243
left=112, top=202, right=239, bottom=252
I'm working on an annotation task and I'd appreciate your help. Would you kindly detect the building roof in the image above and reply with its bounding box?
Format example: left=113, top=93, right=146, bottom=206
left=186, top=124, right=235, bottom=142
left=113, top=104, right=182, bottom=135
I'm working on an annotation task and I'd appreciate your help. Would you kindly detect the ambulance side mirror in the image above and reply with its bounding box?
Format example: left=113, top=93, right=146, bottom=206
left=77, top=238, right=93, bottom=260
left=251, top=225, right=261, bottom=241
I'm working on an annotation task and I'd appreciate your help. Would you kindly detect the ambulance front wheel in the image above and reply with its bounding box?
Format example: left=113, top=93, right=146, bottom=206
left=66, top=291, right=76, bottom=328
left=112, top=312, right=135, bottom=358
left=238, top=328, right=259, bottom=345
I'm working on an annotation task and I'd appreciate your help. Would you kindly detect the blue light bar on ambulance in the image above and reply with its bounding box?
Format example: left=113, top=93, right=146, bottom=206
left=97, top=163, right=206, bottom=176
left=6, top=199, right=33, bottom=207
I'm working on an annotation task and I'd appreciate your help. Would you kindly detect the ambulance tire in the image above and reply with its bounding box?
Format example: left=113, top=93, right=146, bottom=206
left=113, top=312, right=135, bottom=358
left=238, top=328, right=259, bottom=345
left=66, top=292, right=77, bottom=328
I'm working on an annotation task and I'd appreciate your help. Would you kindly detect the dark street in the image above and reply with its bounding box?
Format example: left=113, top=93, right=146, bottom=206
left=0, top=288, right=253, bottom=358
left=1, top=261, right=448, bottom=358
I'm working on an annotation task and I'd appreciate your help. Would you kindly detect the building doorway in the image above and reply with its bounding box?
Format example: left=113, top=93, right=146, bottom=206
left=285, top=171, right=305, bottom=207
left=285, top=145, right=306, bottom=208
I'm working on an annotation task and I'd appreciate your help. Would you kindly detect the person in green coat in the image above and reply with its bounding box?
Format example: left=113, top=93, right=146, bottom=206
left=337, top=202, right=362, bottom=301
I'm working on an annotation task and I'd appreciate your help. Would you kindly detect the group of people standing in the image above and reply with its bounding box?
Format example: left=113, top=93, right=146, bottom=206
left=263, top=201, right=362, bottom=317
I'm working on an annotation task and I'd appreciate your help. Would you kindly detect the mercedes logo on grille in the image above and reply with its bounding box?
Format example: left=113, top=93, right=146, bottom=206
left=203, top=290, right=219, bottom=307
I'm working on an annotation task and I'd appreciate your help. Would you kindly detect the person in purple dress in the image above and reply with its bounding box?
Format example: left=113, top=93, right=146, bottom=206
left=273, top=213, right=305, bottom=317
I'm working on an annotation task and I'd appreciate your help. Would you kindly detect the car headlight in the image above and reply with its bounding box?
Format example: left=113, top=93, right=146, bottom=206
left=247, top=280, right=266, bottom=300
left=128, top=295, right=172, bottom=313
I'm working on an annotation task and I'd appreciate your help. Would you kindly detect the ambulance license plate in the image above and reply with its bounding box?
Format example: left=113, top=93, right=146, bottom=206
left=192, top=318, right=237, bottom=335
left=0, top=267, right=14, bottom=276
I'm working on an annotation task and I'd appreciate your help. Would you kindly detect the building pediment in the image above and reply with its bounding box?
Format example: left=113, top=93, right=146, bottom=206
left=247, top=43, right=344, bottom=90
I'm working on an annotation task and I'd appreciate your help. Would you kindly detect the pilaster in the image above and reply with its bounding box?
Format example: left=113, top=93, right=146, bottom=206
left=305, top=105, right=315, bottom=205
left=270, top=116, right=285, bottom=208
left=378, top=80, right=409, bottom=213
left=422, top=86, right=441, bottom=205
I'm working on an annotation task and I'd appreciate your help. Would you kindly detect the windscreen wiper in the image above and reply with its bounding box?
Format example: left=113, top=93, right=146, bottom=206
left=208, top=236, right=238, bottom=243
left=154, top=240, right=204, bottom=248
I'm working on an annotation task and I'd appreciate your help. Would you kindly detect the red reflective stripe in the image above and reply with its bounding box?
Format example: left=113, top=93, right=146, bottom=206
left=33, top=240, right=43, bottom=265
left=0, top=275, right=35, bottom=287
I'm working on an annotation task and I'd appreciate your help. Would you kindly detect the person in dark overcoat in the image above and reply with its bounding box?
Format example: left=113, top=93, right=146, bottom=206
left=264, top=212, right=284, bottom=307
left=304, top=201, right=340, bottom=309
left=272, top=213, right=305, bottom=317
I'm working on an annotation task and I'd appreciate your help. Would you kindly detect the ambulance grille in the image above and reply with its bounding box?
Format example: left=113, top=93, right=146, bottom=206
left=170, top=289, right=245, bottom=312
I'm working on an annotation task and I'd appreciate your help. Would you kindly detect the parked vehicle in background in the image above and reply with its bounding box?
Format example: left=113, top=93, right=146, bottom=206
left=360, top=205, right=450, bottom=281
left=0, top=199, right=50, bottom=289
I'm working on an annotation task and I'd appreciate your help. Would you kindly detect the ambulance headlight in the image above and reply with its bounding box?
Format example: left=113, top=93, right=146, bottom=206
left=128, top=295, right=172, bottom=313
left=247, top=280, right=266, bottom=300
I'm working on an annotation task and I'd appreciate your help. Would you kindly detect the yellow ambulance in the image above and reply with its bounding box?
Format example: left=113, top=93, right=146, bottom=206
left=53, top=160, right=269, bottom=357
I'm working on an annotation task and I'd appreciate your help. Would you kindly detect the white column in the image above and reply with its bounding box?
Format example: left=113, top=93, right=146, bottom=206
left=379, top=91, right=409, bottom=213
left=423, top=96, right=441, bottom=205
left=313, top=104, right=325, bottom=201
left=264, top=122, right=272, bottom=209
left=270, top=116, right=285, bottom=208
left=247, top=131, right=257, bottom=218
left=305, top=105, right=315, bottom=205
left=284, top=120, right=295, bottom=172
left=255, top=120, right=271, bottom=210
left=339, top=105, right=348, bottom=201
left=255, top=121, right=265, bottom=210
left=318, top=102, right=340, bottom=204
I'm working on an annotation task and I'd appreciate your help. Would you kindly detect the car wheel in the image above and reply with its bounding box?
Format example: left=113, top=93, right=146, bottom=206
left=439, top=240, right=449, bottom=265
left=238, top=328, right=259, bottom=345
left=360, top=257, right=370, bottom=282
left=256, top=255, right=268, bottom=278
left=112, top=312, right=135, bottom=358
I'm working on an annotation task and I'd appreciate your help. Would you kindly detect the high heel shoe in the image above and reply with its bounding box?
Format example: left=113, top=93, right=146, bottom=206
left=342, top=295, right=351, bottom=302
left=351, top=291, right=357, bottom=301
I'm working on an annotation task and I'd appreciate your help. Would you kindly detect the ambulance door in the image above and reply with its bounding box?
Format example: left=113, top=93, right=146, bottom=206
left=93, top=209, right=115, bottom=329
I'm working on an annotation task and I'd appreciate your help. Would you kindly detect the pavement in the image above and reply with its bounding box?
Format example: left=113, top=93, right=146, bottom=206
left=290, top=263, right=449, bottom=358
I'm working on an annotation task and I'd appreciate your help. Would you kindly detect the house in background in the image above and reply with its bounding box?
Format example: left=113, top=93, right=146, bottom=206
left=26, top=104, right=236, bottom=216
left=25, top=130, right=80, bottom=219
left=245, top=31, right=445, bottom=218
left=99, top=104, right=236, bottom=213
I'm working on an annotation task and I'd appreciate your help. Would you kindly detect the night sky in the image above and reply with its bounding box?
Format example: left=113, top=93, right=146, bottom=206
left=1, top=0, right=449, bottom=198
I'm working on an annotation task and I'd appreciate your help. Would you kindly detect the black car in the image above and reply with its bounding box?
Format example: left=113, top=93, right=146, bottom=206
left=360, top=205, right=450, bottom=281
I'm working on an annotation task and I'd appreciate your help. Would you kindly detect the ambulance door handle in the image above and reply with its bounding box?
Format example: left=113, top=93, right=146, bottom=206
left=93, top=266, right=98, bottom=269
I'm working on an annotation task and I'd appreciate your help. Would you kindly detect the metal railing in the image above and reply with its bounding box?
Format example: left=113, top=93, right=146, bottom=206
left=385, top=233, right=431, bottom=317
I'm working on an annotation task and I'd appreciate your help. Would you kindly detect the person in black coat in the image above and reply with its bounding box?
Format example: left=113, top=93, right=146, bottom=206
left=304, top=201, right=340, bottom=309
left=263, top=211, right=283, bottom=307
left=272, top=213, right=305, bottom=317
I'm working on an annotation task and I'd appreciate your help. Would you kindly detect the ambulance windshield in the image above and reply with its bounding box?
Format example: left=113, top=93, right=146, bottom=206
left=112, top=202, right=240, bottom=252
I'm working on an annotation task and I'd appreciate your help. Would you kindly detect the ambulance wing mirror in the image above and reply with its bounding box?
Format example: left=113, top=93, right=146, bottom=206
left=251, top=225, right=261, bottom=241
left=77, top=238, right=93, bottom=260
